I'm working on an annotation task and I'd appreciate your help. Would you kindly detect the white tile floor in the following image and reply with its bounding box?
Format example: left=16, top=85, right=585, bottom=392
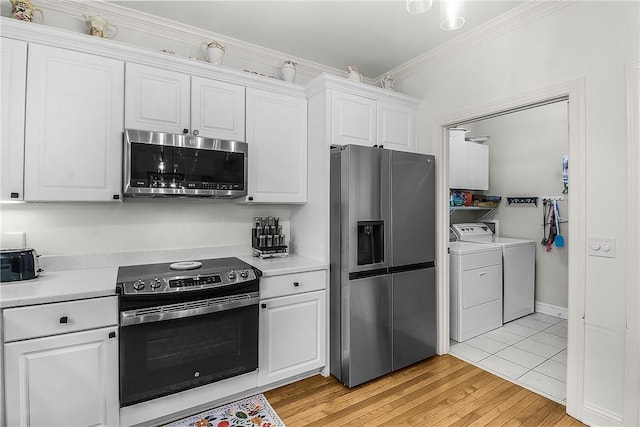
left=450, top=312, right=568, bottom=404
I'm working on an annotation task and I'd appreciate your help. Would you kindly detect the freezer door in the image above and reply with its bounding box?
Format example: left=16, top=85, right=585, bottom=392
left=340, top=272, right=392, bottom=387
left=390, top=151, right=435, bottom=265
left=340, top=145, right=391, bottom=273
left=392, top=267, right=437, bottom=371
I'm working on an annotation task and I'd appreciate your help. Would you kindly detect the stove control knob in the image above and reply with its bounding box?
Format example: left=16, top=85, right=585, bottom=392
left=133, top=280, right=145, bottom=291
left=228, top=270, right=237, bottom=280
left=151, top=278, right=161, bottom=289
left=240, top=269, right=249, bottom=278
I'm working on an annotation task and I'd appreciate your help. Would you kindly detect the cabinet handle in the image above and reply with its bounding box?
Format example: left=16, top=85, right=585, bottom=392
left=293, top=281, right=300, bottom=287
left=108, top=331, right=116, bottom=339
left=183, top=129, right=189, bottom=134
left=112, top=194, right=120, bottom=200
left=10, top=192, right=19, bottom=199
left=59, top=316, right=69, bottom=324
left=479, top=272, right=487, bottom=276
left=261, top=303, right=267, bottom=309
left=248, top=196, right=254, bottom=201
left=193, top=129, right=199, bottom=136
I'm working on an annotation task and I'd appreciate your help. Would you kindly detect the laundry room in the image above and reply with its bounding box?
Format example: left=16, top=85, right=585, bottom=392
left=448, top=99, right=570, bottom=402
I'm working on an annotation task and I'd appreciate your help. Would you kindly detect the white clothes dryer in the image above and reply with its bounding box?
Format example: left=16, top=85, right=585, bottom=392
left=452, top=223, right=536, bottom=323
left=449, top=241, right=503, bottom=342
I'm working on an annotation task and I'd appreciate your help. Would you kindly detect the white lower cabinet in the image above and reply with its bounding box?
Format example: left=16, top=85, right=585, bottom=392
left=258, top=271, right=326, bottom=386
left=3, top=297, right=119, bottom=427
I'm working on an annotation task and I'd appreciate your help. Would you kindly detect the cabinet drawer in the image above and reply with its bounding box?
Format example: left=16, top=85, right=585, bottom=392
left=260, top=270, right=326, bottom=299
left=3, top=296, right=117, bottom=342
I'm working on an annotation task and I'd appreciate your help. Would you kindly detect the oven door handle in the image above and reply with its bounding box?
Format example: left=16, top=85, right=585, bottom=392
left=120, top=292, right=259, bottom=327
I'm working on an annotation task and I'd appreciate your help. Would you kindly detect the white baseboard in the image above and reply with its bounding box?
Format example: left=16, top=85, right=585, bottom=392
left=583, top=402, right=624, bottom=426
left=535, top=301, right=569, bottom=319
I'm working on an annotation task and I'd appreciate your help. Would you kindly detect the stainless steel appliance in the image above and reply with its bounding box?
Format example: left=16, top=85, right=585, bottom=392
left=123, top=129, right=248, bottom=198
left=330, top=145, right=437, bottom=387
left=116, top=257, right=260, bottom=407
left=0, top=248, right=41, bottom=282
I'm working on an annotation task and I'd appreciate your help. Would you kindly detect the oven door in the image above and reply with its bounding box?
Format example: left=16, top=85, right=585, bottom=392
left=119, top=296, right=258, bottom=407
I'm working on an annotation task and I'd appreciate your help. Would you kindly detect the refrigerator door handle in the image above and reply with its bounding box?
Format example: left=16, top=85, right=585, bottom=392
left=388, top=261, right=435, bottom=274
left=348, top=268, right=389, bottom=281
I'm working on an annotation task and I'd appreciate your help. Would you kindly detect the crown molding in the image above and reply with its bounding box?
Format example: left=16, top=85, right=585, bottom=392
left=305, top=73, right=421, bottom=105
left=378, top=0, right=579, bottom=83
left=16, top=0, right=574, bottom=88
left=35, top=0, right=349, bottom=83
left=0, top=17, right=308, bottom=98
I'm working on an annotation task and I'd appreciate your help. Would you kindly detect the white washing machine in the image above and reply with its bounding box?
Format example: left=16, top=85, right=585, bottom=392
left=449, top=241, right=503, bottom=342
left=452, top=223, right=536, bottom=323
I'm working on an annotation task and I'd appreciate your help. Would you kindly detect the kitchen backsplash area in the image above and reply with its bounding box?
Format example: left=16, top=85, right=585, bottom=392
left=0, top=199, right=292, bottom=259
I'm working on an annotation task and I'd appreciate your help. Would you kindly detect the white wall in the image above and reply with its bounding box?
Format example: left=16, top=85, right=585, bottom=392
left=0, top=200, right=291, bottom=256
left=464, top=101, right=569, bottom=310
left=397, top=1, right=638, bottom=423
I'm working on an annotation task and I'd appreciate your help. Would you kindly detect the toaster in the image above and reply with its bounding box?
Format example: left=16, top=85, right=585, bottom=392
left=0, top=248, right=41, bottom=282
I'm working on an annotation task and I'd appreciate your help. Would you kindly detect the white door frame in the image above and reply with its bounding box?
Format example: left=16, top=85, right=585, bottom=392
left=624, top=62, right=640, bottom=427
left=434, top=78, right=587, bottom=420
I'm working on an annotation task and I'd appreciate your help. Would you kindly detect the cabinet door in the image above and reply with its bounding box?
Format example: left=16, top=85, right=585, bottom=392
left=258, top=290, right=325, bottom=386
left=331, top=91, right=376, bottom=147
left=0, top=38, right=27, bottom=201
left=4, top=326, right=119, bottom=427
left=124, top=62, right=190, bottom=134
left=245, top=88, right=307, bottom=203
left=191, top=76, right=245, bottom=141
left=467, top=141, right=489, bottom=190
left=24, top=44, right=124, bottom=201
left=377, top=101, right=416, bottom=152
left=449, top=139, right=469, bottom=189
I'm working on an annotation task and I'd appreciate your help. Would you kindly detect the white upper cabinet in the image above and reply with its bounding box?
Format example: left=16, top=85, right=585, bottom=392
left=125, top=63, right=245, bottom=140
left=244, top=88, right=307, bottom=203
left=191, top=76, right=245, bottom=141
left=310, top=75, right=420, bottom=152
left=331, top=91, right=377, bottom=147
left=449, top=139, right=489, bottom=190
left=0, top=38, right=27, bottom=201
left=377, top=100, right=416, bottom=152
left=24, top=44, right=124, bottom=201
left=125, top=62, right=190, bottom=134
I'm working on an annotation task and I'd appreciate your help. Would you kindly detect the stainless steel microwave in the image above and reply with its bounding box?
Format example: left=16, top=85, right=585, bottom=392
left=123, top=129, right=248, bottom=198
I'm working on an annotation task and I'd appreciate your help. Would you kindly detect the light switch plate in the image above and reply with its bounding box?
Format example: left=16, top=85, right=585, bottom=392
left=588, top=237, right=616, bottom=258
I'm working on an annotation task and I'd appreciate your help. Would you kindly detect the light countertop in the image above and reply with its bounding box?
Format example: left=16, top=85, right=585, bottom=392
left=0, top=267, right=118, bottom=309
left=1, top=251, right=327, bottom=309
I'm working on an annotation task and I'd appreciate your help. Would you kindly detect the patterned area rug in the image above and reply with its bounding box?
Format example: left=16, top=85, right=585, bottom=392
left=163, top=394, right=286, bottom=427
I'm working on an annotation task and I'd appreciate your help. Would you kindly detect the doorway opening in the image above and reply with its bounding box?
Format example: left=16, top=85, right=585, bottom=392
left=435, top=79, right=587, bottom=420
left=448, top=99, right=569, bottom=404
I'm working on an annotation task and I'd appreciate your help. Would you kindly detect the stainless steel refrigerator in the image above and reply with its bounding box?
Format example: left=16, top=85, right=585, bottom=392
left=330, top=144, right=437, bottom=387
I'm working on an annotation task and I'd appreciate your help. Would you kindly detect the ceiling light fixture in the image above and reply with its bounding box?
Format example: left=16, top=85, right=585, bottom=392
left=440, top=0, right=465, bottom=30
left=406, top=0, right=433, bottom=14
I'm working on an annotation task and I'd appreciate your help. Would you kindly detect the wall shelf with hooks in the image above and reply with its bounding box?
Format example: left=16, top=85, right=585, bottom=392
left=506, top=197, right=539, bottom=206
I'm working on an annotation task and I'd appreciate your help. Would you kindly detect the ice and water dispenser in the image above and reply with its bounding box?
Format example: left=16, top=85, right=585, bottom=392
left=356, top=220, right=384, bottom=265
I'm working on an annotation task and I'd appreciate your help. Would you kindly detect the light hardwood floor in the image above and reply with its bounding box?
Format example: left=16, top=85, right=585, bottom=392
left=264, top=354, right=584, bottom=426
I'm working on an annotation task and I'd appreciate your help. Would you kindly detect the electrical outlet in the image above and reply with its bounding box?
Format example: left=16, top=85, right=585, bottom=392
left=588, top=237, right=616, bottom=258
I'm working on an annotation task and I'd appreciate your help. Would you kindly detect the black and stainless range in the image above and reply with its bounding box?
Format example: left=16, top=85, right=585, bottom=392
left=116, top=257, right=260, bottom=407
